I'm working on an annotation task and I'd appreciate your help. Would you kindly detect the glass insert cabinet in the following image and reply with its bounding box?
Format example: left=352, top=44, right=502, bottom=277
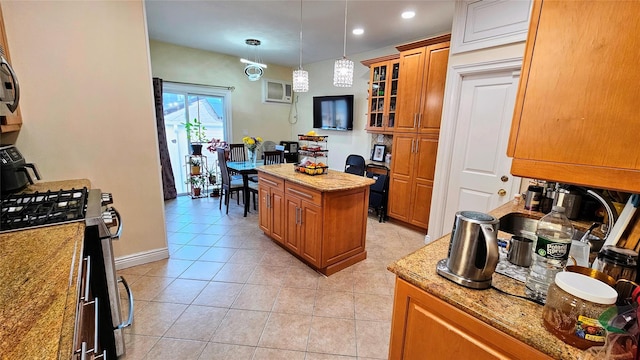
left=366, top=58, right=399, bottom=133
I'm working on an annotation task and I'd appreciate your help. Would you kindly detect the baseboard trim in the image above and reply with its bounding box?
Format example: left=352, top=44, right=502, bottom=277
left=115, top=247, right=169, bottom=270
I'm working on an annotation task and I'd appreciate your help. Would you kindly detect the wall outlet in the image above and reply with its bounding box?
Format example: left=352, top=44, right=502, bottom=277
left=243, top=129, right=249, bottom=135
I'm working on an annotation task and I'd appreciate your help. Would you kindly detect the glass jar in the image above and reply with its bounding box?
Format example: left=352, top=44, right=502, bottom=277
left=542, top=272, right=618, bottom=349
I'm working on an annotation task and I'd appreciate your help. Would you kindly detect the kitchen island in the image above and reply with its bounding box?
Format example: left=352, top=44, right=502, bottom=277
left=388, top=202, right=584, bottom=360
left=0, top=179, right=90, bottom=359
left=257, top=164, right=374, bottom=275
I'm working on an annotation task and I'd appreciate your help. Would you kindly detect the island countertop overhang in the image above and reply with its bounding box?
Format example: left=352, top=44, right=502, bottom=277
left=257, top=164, right=374, bottom=192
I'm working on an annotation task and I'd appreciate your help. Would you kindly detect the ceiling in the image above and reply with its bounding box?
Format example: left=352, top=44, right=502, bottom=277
left=145, top=0, right=456, bottom=68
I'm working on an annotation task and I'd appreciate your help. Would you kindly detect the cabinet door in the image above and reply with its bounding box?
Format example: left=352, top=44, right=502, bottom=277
left=270, top=188, right=285, bottom=244
left=408, top=136, right=438, bottom=227
left=389, top=278, right=553, bottom=360
left=299, top=201, right=322, bottom=267
left=388, top=134, right=415, bottom=221
left=258, top=185, right=271, bottom=235
left=284, top=197, right=301, bottom=253
left=419, top=43, right=449, bottom=132
left=508, top=0, right=640, bottom=193
left=367, top=62, right=388, bottom=132
left=395, top=48, right=426, bottom=132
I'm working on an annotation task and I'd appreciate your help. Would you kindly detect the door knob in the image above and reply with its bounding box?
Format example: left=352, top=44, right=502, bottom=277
left=498, top=189, right=507, bottom=196
left=501, top=176, right=509, bottom=182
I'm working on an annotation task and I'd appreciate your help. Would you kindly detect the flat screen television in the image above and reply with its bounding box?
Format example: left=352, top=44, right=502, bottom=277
left=312, top=95, right=354, bottom=131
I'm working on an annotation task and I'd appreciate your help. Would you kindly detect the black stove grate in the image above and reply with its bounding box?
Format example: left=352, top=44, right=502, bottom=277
left=0, top=187, right=89, bottom=232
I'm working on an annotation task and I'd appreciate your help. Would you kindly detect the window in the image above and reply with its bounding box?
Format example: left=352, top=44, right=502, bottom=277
left=162, top=82, right=232, bottom=194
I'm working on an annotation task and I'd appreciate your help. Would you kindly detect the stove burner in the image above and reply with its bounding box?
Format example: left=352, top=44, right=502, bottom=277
left=0, top=188, right=89, bottom=232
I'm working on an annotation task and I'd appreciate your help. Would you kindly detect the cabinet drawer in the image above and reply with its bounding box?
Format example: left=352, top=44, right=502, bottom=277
left=258, top=172, right=284, bottom=191
left=285, top=182, right=322, bottom=206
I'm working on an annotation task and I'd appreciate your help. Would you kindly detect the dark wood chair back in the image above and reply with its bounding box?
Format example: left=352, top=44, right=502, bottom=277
left=263, top=150, right=285, bottom=165
left=228, top=143, right=246, bottom=162
left=217, top=148, right=232, bottom=188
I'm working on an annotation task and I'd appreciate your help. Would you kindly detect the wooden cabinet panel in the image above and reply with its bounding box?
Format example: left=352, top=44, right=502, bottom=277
left=0, top=6, right=22, bottom=133
left=389, top=277, right=552, bottom=360
left=414, top=135, right=439, bottom=182
left=419, top=45, right=449, bottom=131
left=365, top=58, right=400, bottom=133
left=285, top=197, right=301, bottom=253
left=322, top=188, right=368, bottom=266
left=258, top=173, right=285, bottom=244
left=508, top=0, right=640, bottom=193
left=396, top=48, right=426, bottom=132
left=409, top=182, right=433, bottom=229
left=299, top=202, right=322, bottom=267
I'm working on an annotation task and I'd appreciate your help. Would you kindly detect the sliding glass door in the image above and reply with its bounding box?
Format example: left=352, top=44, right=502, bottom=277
left=162, top=82, right=232, bottom=194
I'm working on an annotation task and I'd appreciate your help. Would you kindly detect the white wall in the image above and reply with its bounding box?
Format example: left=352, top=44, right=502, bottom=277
left=2, top=0, right=167, bottom=263
left=150, top=40, right=294, bottom=145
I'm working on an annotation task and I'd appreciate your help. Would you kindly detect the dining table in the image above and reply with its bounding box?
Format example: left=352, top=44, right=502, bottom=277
left=226, top=160, right=264, bottom=217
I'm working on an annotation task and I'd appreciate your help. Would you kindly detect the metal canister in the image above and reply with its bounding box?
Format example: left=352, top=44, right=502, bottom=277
left=524, top=185, right=543, bottom=211
left=593, top=246, right=638, bottom=281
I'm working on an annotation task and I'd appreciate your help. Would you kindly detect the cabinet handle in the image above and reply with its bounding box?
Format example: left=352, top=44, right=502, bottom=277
left=413, top=114, right=417, bottom=128
left=411, top=139, right=415, bottom=154
left=415, top=140, right=419, bottom=153
left=299, top=208, right=304, bottom=225
left=93, top=297, right=99, bottom=354
left=82, top=256, right=91, bottom=301
left=289, top=188, right=313, bottom=199
left=116, top=276, right=134, bottom=329
left=418, top=114, right=422, bottom=129
left=267, top=195, right=270, bottom=209
left=79, top=342, right=88, bottom=360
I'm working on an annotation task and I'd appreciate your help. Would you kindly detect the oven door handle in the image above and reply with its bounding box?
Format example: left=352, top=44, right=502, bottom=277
left=116, top=276, right=134, bottom=329
left=108, top=207, right=123, bottom=240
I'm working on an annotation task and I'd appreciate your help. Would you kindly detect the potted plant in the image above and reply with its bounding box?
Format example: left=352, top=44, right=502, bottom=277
left=189, top=157, right=201, bottom=175
left=186, top=176, right=204, bottom=197
left=183, top=118, right=208, bottom=155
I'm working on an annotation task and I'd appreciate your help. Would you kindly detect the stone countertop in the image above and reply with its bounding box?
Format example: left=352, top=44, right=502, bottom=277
left=388, top=202, right=584, bottom=360
left=257, top=163, right=374, bottom=191
left=0, top=179, right=90, bottom=359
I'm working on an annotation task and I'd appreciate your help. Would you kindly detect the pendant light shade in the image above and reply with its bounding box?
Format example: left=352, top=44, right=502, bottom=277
left=333, top=0, right=353, bottom=87
left=293, top=69, right=309, bottom=92
left=292, top=0, right=309, bottom=92
left=333, top=58, right=354, bottom=87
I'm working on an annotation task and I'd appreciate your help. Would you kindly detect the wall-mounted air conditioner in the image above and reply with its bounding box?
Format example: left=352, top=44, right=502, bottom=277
left=262, top=79, right=292, bottom=104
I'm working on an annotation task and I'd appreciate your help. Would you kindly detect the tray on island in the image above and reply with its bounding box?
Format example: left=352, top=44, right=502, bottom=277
left=294, top=163, right=329, bottom=176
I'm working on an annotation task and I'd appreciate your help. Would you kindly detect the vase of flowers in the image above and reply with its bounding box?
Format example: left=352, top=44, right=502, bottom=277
left=243, top=136, right=263, bottom=165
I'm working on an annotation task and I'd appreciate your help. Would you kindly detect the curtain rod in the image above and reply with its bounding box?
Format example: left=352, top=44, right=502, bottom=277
left=163, top=79, right=235, bottom=92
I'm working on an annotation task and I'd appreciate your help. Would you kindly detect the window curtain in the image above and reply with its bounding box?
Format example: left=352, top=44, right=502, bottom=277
left=152, top=78, right=177, bottom=200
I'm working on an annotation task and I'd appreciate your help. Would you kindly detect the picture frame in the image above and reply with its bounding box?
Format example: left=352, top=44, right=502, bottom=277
left=371, top=144, right=386, bottom=162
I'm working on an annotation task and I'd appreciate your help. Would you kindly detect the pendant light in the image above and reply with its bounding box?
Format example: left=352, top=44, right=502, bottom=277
left=292, top=0, right=309, bottom=92
left=241, top=39, right=267, bottom=81
left=333, top=0, right=354, bottom=87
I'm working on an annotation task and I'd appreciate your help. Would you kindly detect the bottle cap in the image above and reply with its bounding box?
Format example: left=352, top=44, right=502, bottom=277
left=552, top=205, right=565, bottom=213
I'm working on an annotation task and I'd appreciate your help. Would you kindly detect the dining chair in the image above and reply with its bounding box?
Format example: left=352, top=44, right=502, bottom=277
left=216, top=148, right=244, bottom=214
left=345, top=154, right=366, bottom=176
left=262, top=150, right=285, bottom=165
left=228, top=143, right=247, bottom=162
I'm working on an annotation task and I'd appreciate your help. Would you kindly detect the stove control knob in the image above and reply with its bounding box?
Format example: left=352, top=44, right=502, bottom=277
left=101, top=193, right=113, bottom=206
left=102, top=209, right=116, bottom=226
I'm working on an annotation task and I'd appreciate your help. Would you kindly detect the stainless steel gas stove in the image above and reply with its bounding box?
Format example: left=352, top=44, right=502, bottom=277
left=0, top=187, right=132, bottom=358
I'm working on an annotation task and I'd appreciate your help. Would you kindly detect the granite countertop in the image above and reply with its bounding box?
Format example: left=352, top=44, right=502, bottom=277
left=388, top=202, right=584, bottom=360
left=257, top=163, right=374, bottom=191
left=0, top=179, right=90, bottom=359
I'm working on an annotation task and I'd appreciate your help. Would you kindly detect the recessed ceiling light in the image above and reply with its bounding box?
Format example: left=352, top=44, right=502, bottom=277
left=401, top=11, right=415, bottom=19
left=352, top=28, right=364, bottom=35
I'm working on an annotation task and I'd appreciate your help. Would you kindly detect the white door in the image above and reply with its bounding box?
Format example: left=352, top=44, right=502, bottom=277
left=442, top=70, right=521, bottom=231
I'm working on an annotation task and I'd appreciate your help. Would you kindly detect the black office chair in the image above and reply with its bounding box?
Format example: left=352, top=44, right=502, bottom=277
left=345, top=154, right=365, bottom=176
left=263, top=150, right=285, bottom=165
left=366, top=164, right=390, bottom=222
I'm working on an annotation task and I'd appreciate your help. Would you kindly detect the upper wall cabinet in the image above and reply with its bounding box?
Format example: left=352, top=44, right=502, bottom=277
left=451, top=0, right=532, bottom=54
left=0, top=6, right=22, bottom=134
left=395, top=35, right=450, bottom=134
left=507, top=0, right=640, bottom=193
left=362, top=55, right=400, bottom=133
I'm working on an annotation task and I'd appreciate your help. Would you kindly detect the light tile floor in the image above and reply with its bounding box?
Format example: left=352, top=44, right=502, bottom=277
left=117, top=194, right=425, bottom=360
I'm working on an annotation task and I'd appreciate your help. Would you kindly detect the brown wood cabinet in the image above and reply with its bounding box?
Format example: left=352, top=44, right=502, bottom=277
left=395, top=36, right=450, bottom=134
left=362, top=55, right=400, bottom=133
left=389, top=277, right=552, bottom=360
left=258, top=170, right=370, bottom=275
left=0, top=6, right=22, bottom=133
left=258, top=172, right=285, bottom=245
left=507, top=0, right=640, bottom=193
left=387, top=133, right=438, bottom=228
